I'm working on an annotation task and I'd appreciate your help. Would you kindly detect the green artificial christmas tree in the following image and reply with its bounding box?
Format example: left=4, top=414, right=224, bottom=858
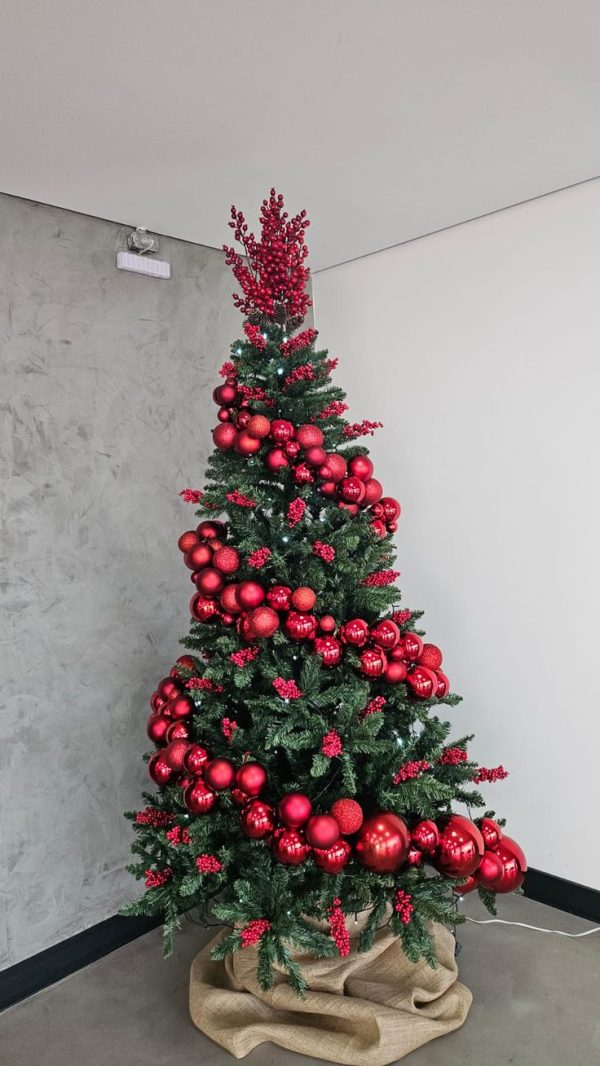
left=125, top=189, right=526, bottom=994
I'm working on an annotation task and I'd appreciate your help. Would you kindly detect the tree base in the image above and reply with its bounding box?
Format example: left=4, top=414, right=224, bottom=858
left=189, top=921, right=471, bottom=1065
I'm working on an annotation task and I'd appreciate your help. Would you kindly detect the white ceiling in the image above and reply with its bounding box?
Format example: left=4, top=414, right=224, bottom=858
left=1, top=1, right=599, bottom=271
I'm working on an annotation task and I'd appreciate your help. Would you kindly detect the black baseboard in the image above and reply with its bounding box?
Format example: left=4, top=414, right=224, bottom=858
left=1, top=869, right=598, bottom=1014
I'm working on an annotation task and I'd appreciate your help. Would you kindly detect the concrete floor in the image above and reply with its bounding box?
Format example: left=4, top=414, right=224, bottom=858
left=1, top=895, right=598, bottom=1065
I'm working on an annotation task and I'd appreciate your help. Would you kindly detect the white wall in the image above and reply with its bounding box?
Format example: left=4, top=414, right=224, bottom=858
left=314, top=180, right=600, bottom=890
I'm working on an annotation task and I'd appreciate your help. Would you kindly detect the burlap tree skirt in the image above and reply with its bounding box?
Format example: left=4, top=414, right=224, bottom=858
left=189, top=921, right=471, bottom=1065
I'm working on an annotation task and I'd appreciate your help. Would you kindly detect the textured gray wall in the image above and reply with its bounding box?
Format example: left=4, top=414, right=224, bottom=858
left=0, top=194, right=240, bottom=967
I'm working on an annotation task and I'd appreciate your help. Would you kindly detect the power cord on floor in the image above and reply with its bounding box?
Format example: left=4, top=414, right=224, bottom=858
left=464, top=916, right=600, bottom=938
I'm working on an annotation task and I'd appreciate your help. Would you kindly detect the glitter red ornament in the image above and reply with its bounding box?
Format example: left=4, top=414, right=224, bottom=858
left=363, top=478, right=383, bottom=505
left=330, top=798, right=364, bottom=835
left=355, top=812, right=410, bottom=873
left=278, top=791, right=312, bottom=827
left=163, top=740, right=190, bottom=771
left=418, top=643, right=443, bottom=669
left=178, top=530, right=198, bottom=553
left=235, top=762, right=268, bottom=797
left=291, top=586, right=316, bottom=612
left=247, top=605, right=280, bottom=639
left=319, top=615, right=337, bottom=632
left=213, top=547, right=241, bottom=575
left=296, top=424, right=324, bottom=449
left=241, top=800, right=276, bottom=839
left=246, top=414, right=271, bottom=439
left=212, top=423, right=237, bottom=451
left=220, top=584, right=242, bottom=615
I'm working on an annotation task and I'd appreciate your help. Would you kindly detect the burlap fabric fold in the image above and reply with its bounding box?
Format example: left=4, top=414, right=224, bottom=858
left=189, top=920, right=471, bottom=1065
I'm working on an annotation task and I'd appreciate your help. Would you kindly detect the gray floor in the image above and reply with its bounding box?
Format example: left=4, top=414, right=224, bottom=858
left=1, top=895, right=598, bottom=1065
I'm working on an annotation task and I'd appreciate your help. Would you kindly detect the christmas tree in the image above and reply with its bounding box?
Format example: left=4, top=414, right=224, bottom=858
left=125, top=189, right=526, bottom=994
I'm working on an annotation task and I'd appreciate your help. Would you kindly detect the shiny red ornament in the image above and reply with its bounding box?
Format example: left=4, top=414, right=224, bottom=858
left=241, top=800, right=276, bottom=839
left=213, top=383, right=237, bottom=405
left=313, top=839, right=352, bottom=873
left=163, top=740, right=190, bottom=771
left=183, top=744, right=210, bottom=774
left=236, top=581, right=265, bottom=610
left=475, top=850, right=505, bottom=889
left=478, top=836, right=527, bottom=893
left=270, top=419, right=295, bottom=443
left=340, top=618, right=369, bottom=646
left=339, top=476, right=366, bottom=504
left=323, top=453, right=347, bottom=482
left=435, top=815, right=485, bottom=878
left=235, top=762, right=268, bottom=797
left=217, top=406, right=232, bottom=422
left=235, top=409, right=251, bottom=428
left=419, top=643, right=443, bottom=670
left=293, top=462, right=314, bottom=485
left=319, top=615, right=337, bottom=632
left=150, top=692, right=165, bottom=713
left=247, top=605, right=280, bottom=638
left=411, top=820, right=440, bottom=854
left=147, top=714, right=170, bottom=744
left=406, top=846, right=424, bottom=867
left=285, top=611, right=318, bottom=641
left=190, top=594, right=220, bottom=622
left=272, top=827, right=310, bottom=865
left=306, top=814, right=340, bottom=849
left=406, top=666, right=438, bottom=699
left=453, top=875, right=478, bottom=894
left=371, top=620, right=400, bottom=649
left=284, top=440, right=300, bottom=458
left=384, top=660, right=408, bottom=683
left=319, top=481, right=338, bottom=498
left=278, top=791, right=312, bottom=827
left=157, top=677, right=182, bottom=702
left=379, top=497, right=401, bottom=523
left=213, top=547, right=241, bottom=575
left=348, top=455, right=374, bottom=482
left=363, top=478, right=383, bottom=505
left=304, top=445, right=327, bottom=468
left=434, top=670, right=450, bottom=698
left=396, top=633, right=424, bottom=661
left=266, top=585, right=292, bottom=611
left=234, top=430, right=262, bottom=456
left=184, top=542, right=213, bottom=571
left=359, top=648, right=388, bottom=677
left=204, top=758, right=235, bottom=791
left=178, top=530, right=198, bottom=553
left=246, top=414, right=271, bottom=439
left=338, top=501, right=359, bottom=515
left=314, top=636, right=342, bottom=666
left=478, top=818, right=503, bottom=851
left=195, top=567, right=225, bottom=598
left=330, top=798, right=363, bottom=835
left=197, top=521, right=226, bottom=540
left=296, top=424, right=324, bottom=449
left=168, top=694, right=195, bottom=720
left=265, top=447, right=289, bottom=472
left=184, top=779, right=217, bottom=814
left=148, top=753, right=173, bottom=786
left=355, top=812, right=410, bottom=873
left=220, top=584, right=242, bottom=615
left=212, top=422, right=237, bottom=451
left=291, top=586, right=316, bottom=612
left=165, top=720, right=190, bottom=742
left=387, top=520, right=398, bottom=533
left=370, top=518, right=387, bottom=537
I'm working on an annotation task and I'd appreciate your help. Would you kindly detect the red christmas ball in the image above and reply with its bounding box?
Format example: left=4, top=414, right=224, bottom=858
left=453, top=875, right=478, bottom=895
left=339, top=476, right=366, bottom=504
left=220, top=584, right=242, bottom=615
left=148, top=752, right=173, bottom=786
left=236, top=613, right=254, bottom=641
left=314, top=636, right=342, bottom=667
left=363, top=478, right=383, bottom=505
left=195, top=567, right=225, bottom=598
left=370, top=519, right=387, bottom=538
left=306, top=814, right=340, bottom=849
left=406, top=666, right=438, bottom=699
left=185, top=542, right=213, bottom=571
left=313, top=839, right=352, bottom=874
left=178, top=774, right=195, bottom=792
left=272, top=827, right=310, bottom=865
left=163, top=740, right=190, bottom=771
left=241, top=800, right=276, bottom=839
left=168, top=694, right=195, bottom=720
left=235, top=762, right=268, bottom=797
left=184, top=779, right=217, bottom=814
left=478, top=818, right=503, bottom=851
left=359, top=648, right=388, bottom=677
left=379, top=497, right=401, bottom=523
left=247, top=606, right=280, bottom=639
left=419, top=643, right=443, bottom=670
left=212, top=422, right=237, bottom=451
left=293, top=462, right=314, bottom=485
left=340, top=618, right=369, bottom=646
left=355, top=812, right=410, bottom=872
left=285, top=611, right=318, bottom=641
left=265, top=447, right=290, bottom=472
left=291, top=586, right=316, bottom=612
left=214, top=383, right=237, bottom=406
left=247, top=414, right=271, bottom=439
left=150, top=692, right=165, bottom=713
left=230, top=787, right=248, bottom=806
left=384, top=660, right=408, bottom=683
left=396, top=633, right=424, bottom=662
left=319, top=481, right=338, bottom=498
left=197, top=521, right=226, bottom=540
left=235, top=409, right=251, bottom=429
left=213, top=547, right=241, bottom=575
left=330, top=798, right=364, bottom=835
left=348, top=455, right=374, bottom=482
left=175, top=654, right=198, bottom=673
left=324, top=453, right=347, bottom=483
left=183, top=744, right=210, bottom=774
left=411, top=820, right=440, bottom=854
left=434, top=670, right=450, bottom=698
left=217, top=406, right=232, bottom=422
left=285, top=440, right=301, bottom=458
left=266, top=585, right=292, bottom=611
left=165, top=720, right=190, bottom=743
left=178, top=530, right=198, bottom=553
left=220, top=611, right=235, bottom=626
left=204, top=758, right=235, bottom=791
left=338, top=502, right=359, bottom=516
left=407, top=846, right=424, bottom=867
left=147, top=714, right=170, bottom=744
left=278, top=791, right=312, bottom=827
left=296, top=424, right=323, bottom=449
left=319, top=615, right=337, bottom=632
left=482, top=836, right=526, bottom=893
left=157, top=677, right=182, bottom=701
left=304, top=446, right=327, bottom=468
left=434, top=815, right=485, bottom=878
left=236, top=581, right=265, bottom=610
left=475, top=850, right=505, bottom=889
left=190, top=594, right=220, bottom=622
left=371, top=620, right=400, bottom=649
left=234, top=430, right=262, bottom=456
left=270, top=419, right=295, bottom=443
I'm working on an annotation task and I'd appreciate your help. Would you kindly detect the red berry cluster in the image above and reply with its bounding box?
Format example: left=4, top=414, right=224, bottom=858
left=196, top=854, right=223, bottom=874
left=343, top=420, right=384, bottom=439
left=393, top=760, right=431, bottom=784
left=473, top=765, right=509, bottom=783
left=230, top=646, right=261, bottom=667
left=279, top=328, right=318, bottom=356
left=186, top=677, right=224, bottom=693
left=362, top=569, right=400, bottom=587
left=226, top=491, right=255, bottom=508
left=272, top=677, right=303, bottom=700
left=165, top=825, right=190, bottom=845
left=219, top=361, right=236, bottom=378
left=243, top=322, right=267, bottom=350
left=391, top=609, right=412, bottom=626
left=326, top=357, right=339, bottom=373
left=221, top=717, right=238, bottom=742
left=439, top=746, right=468, bottom=765
left=327, top=899, right=350, bottom=957
left=394, top=889, right=414, bottom=924
left=135, top=807, right=174, bottom=827
left=321, top=730, right=343, bottom=757
left=240, top=918, right=272, bottom=948
left=247, top=547, right=271, bottom=568
left=282, top=363, right=316, bottom=388
left=312, top=540, right=335, bottom=563
left=359, top=695, right=387, bottom=718
left=287, top=497, right=306, bottom=526
left=179, top=488, right=203, bottom=503
left=317, top=400, right=348, bottom=419
left=144, top=868, right=172, bottom=888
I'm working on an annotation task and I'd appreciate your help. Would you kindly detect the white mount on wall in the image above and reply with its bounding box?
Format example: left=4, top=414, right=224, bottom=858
left=117, top=227, right=171, bottom=279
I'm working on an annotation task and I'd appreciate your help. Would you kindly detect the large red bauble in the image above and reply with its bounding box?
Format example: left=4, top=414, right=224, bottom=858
left=168, top=694, right=195, bottom=720
left=204, top=758, right=235, bottom=791
left=148, top=753, right=173, bottom=786
left=419, top=643, right=443, bottom=670
left=235, top=762, right=268, bottom=796
left=213, top=547, right=241, bottom=575
left=234, top=430, right=262, bottom=456
left=304, top=445, right=327, bottom=468
left=379, top=497, right=401, bottom=523
left=411, top=820, right=440, bottom=854
left=190, top=594, right=220, bottom=622
left=183, top=744, right=210, bottom=774
left=157, top=677, right=182, bottom=702
left=236, top=581, right=265, bottom=610
left=147, top=714, right=170, bottom=744
left=285, top=440, right=301, bottom=458
left=247, top=606, right=280, bottom=639
left=270, top=419, right=295, bottom=443
left=479, top=836, right=527, bottom=893
left=267, top=585, right=292, bottom=611
left=475, top=850, right=505, bottom=889
left=396, top=633, right=424, bottom=662
left=359, top=648, right=388, bottom=677
left=265, top=447, right=289, bottom=472
left=348, top=455, right=374, bottom=482
left=314, top=636, right=342, bottom=667
left=478, top=818, right=503, bottom=851
left=339, top=476, right=366, bottom=504
left=163, top=740, right=190, bottom=771
left=324, top=453, right=347, bottom=483
left=330, top=798, right=364, bottom=835
left=306, top=814, right=340, bottom=849
left=278, top=791, right=312, bottom=827
left=384, top=660, right=408, bottom=683
left=165, top=720, right=190, bottom=743
left=296, top=424, right=324, bottom=448
left=212, top=423, right=237, bottom=451
left=363, top=478, right=383, bottom=505
left=371, top=620, right=400, bottom=649
left=197, top=520, right=227, bottom=540
left=434, top=815, right=485, bottom=878
left=285, top=612, right=318, bottom=641
left=434, top=670, right=450, bottom=698
left=340, top=618, right=369, bottom=646
left=241, top=800, right=276, bottom=839
left=178, top=530, right=198, bottom=553
left=184, top=779, right=217, bottom=814
left=220, top=584, right=242, bottom=614
left=319, top=615, right=337, bottom=632
left=272, top=827, right=310, bottom=865
left=246, top=414, right=271, bottom=439
left=214, top=383, right=237, bottom=406
left=291, top=586, right=316, bottom=612
left=355, top=812, right=410, bottom=872
left=195, top=567, right=225, bottom=598
left=319, top=481, right=338, bottom=498
left=313, top=839, right=352, bottom=874
left=406, top=666, right=438, bottom=699
left=185, top=543, right=213, bottom=571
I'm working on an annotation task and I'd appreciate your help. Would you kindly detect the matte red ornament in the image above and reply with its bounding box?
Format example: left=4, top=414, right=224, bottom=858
left=285, top=612, right=318, bottom=641
left=478, top=818, right=503, bottom=851
left=434, top=670, right=450, bottom=698
left=147, top=714, right=170, bottom=744
left=270, top=419, right=295, bottom=443
left=340, top=618, right=369, bottom=646
left=379, top=497, right=401, bottom=523
left=220, top=584, right=242, bottom=614
left=217, top=406, right=232, bottom=422
left=165, top=720, right=190, bottom=743
left=235, top=762, right=268, bottom=797
left=291, top=586, right=316, bottom=612
left=212, top=423, right=237, bottom=451
left=236, top=581, right=265, bottom=610
left=213, top=547, right=241, bottom=575
left=411, top=820, right=440, bottom=854
left=246, top=414, right=271, bottom=439
left=319, top=481, right=338, bottom=498
left=157, top=677, right=182, bottom=701
left=184, top=779, right=217, bottom=814
left=406, top=666, right=438, bottom=699
left=419, top=643, right=443, bottom=670
left=304, top=446, right=327, bottom=468
left=183, top=744, right=210, bottom=774
left=266, top=585, right=292, bottom=611
left=168, top=694, right=195, bottom=720
left=306, top=814, right=340, bottom=849
left=296, top=424, right=324, bottom=448
left=241, top=800, right=276, bottom=839
left=482, top=836, right=527, bottom=893
left=190, top=594, right=220, bottom=622
left=184, top=542, right=213, bottom=571
left=247, top=605, right=280, bottom=638
left=214, top=383, right=237, bottom=405
left=359, top=648, right=388, bottom=678
left=197, top=521, right=226, bottom=540
left=204, top=758, right=235, bottom=791
left=278, top=791, right=312, bottom=827
left=363, top=478, right=383, bottom=505
left=475, top=850, right=505, bottom=889
left=324, top=453, right=347, bottom=483
left=234, top=430, right=262, bottom=456
left=396, top=633, right=424, bottom=661
left=314, top=636, right=342, bottom=666
left=330, top=798, right=364, bottom=835
left=355, top=812, right=410, bottom=872
left=371, top=620, right=400, bottom=649
left=348, top=455, right=374, bottom=482
left=384, top=660, right=408, bottom=683
left=319, top=615, right=337, bottom=632
left=339, top=476, right=366, bottom=504
left=313, top=839, right=352, bottom=874
left=434, top=815, right=485, bottom=878
left=265, top=447, right=290, bottom=472
left=272, top=827, right=310, bottom=865
left=148, top=753, right=173, bottom=786
left=195, top=567, right=225, bottom=598
left=178, top=530, right=198, bottom=553
left=163, top=740, right=190, bottom=771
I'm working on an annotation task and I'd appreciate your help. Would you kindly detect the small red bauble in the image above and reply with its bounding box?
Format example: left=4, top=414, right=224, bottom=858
left=236, top=581, right=265, bottom=610
left=359, top=648, right=388, bottom=677
left=270, top=419, right=295, bottom=443
left=220, top=611, right=235, bottom=626
left=278, top=791, right=312, bottom=827
left=195, top=567, right=225, bottom=598
left=480, top=836, right=526, bottom=893
left=384, top=660, right=408, bottom=683
left=241, top=800, right=276, bottom=839
left=175, top=654, right=197, bottom=672
left=339, top=476, right=366, bottom=504
left=214, top=383, right=237, bottom=405
left=304, top=445, right=327, bottom=468
left=285, top=612, right=318, bottom=641
left=184, top=779, right=217, bottom=814
left=411, top=820, right=440, bottom=854
left=284, top=440, right=301, bottom=458
left=324, top=453, right=347, bottom=483
left=434, top=815, right=485, bottom=878
left=313, top=839, right=352, bottom=874
left=235, top=762, right=268, bottom=797
left=234, top=430, right=262, bottom=456
left=183, top=744, right=210, bottom=774
left=319, top=481, right=338, bottom=498
left=348, top=455, right=374, bottom=482
left=178, top=530, right=198, bottom=553
left=163, top=740, right=190, bottom=771
left=165, top=720, right=190, bottom=743
left=407, top=846, right=424, bottom=867
left=419, top=643, right=443, bottom=670
left=396, top=633, right=424, bottom=661
left=355, top=812, right=410, bottom=872
left=147, top=714, right=170, bottom=744
left=340, top=618, right=369, bottom=646
left=478, top=818, right=503, bottom=851
left=266, top=585, right=292, bottom=611
left=197, top=521, right=226, bottom=540
left=235, top=410, right=251, bottom=428
left=272, top=827, right=310, bottom=865
left=212, top=422, right=237, bottom=451
left=291, top=586, right=316, bottom=612
left=184, top=542, right=213, bottom=571
left=293, top=462, right=314, bottom=485
left=453, top=875, right=478, bottom=895
left=434, top=670, right=450, bottom=698
left=475, top=850, right=505, bottom=889
left=204, top=758, right=235, bottom=791
left=265, top=448, right=290, bottom=472
left=330, top=798, right=364, bottom=835
left=363, top=478, right=383, bottom=505
left=217, top=406, right=232, bottom=422
left=230, top=787, right=248, bottom=807
left=371, top=620, right=400, bottom=649
left=178, top=774, right=195, bottom=792
left=370, top=519, right=387, bottom=537
left=148, top=753, right=173, bottom=786
left=236, top=613, right=254, bottom=641
left=306, top=814, right=340, bottom=849
left=314, top=636, right=342, bottom=667
left=168, top=694, right=195, bottom=720
left=150, top=692, right=165, bottom=713
left=338, top=502, right=359, bottom=516
left=319, top=615, right=337, bottom=632
left=213, top=547, right=241, bottom=575
left=379, top=497, right=401, bottom=523
left=157, top=676, right=182, bottom=702
left=220, top=584, right=242, bottom=614
left=295, top=424, right=323, bottom=448
left=406, top=666, right=438, bottom=700
left=190, top=594, right=220, bottom=622
left=247, top=606, right=280, bottom=638
left=246, top=414, right=271, bottom=439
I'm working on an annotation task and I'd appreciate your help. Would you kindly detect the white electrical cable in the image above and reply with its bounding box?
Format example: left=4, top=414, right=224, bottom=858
left=465, top=916, right=600, bottom=938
